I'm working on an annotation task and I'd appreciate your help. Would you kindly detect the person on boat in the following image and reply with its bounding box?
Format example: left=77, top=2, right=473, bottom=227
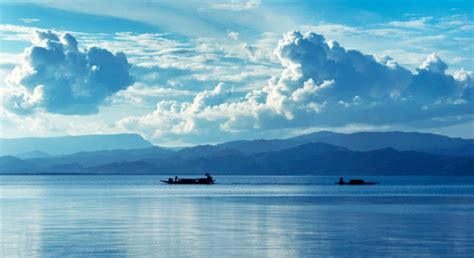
left=175, top=176, right=179, bottom=182
left=339, top=177, right=344, bottom=184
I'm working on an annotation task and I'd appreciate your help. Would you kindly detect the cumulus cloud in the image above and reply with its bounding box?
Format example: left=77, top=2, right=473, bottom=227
left=419, top=53, right=448, bottom=73
left=1, top=30, right=133, bottom=115
left=227, top=31, right=239, bottom=40
left=119, top=31, right=473, bottom=145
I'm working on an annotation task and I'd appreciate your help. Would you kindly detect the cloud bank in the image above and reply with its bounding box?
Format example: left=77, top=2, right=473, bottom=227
left=120, top=31, right=473, bottom=144
left=2, top=31, right=133, bottom=115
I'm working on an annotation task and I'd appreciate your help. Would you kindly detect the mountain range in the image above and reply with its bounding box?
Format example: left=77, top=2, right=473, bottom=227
left=0, top=134, right=153, bottom=156
left=0, top=131, right=473, bottom=175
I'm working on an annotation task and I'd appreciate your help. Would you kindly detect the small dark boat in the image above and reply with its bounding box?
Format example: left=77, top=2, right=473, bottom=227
left=337, top=177, right=379, bottom=185
left=161, top=173, right=215, bottom=185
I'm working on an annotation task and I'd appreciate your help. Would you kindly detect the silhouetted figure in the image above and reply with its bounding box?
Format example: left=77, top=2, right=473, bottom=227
left=339, top=177, right=344, bottom=184
left=175, top=176, right=178, bottom=182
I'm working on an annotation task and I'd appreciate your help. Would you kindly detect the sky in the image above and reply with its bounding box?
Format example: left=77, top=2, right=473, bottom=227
left=0, top=0, right=473, bottom=146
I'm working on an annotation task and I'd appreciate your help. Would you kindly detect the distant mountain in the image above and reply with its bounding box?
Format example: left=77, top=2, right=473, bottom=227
left=188, top=143, right=473, bottom=175
left=174, top=145, right=225, bottom=159
left=0, top=134, right=154, bottom=156
left=1, top=131, right=473, bottom=175
left=217, top=131, right=474, bottom=156
left=288, top=131, right=474, bottom=153
left=26, top=146, right=174, bottom=168
left=80, top=143, right=352, bottom=174
left=0, top=156, right=38, bottom=173
left=14, top=150, right=53, bottom=159
left=1, top=141, right=472, bottom=176
left=218, top=139, right=291, bottom=155
left=89, top=161, right=159, bottom=174
left=270, top=146, right=471, bottom=175
left=423, top=144, right=474, bottom=157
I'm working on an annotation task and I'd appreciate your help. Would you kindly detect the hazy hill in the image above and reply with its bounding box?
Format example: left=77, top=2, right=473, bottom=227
left=174, top=145, right=225, bottom=159
left=0, top=134, right=153, bottom=156
left=1, top=141, right=472, bottom=176
left=1, top=131, right=473, bottom=175
left=288, top=131, right=474, bottom=152
left=15, top=151, right=53, bottom=159
left=217, top=139, right=291, bottom=154
left=0, top=156, right=38, bottom=173
left=27, top=147, right=174, bottom=168
left=217, top=131, right=474, bottom=156
left=173, top=143, right=473, bottom=175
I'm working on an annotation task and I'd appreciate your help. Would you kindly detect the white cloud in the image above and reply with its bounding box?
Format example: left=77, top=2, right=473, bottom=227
left=2, top=31, right=133, bottom=115
left=1, top=15, right=472, bottom=142
left=419, top=53, right=448, bottom=73
left=0, top=53, right=23, bottom=66
left=227, top=31, right=239, bottom=40
left=32, top=1, right=272, bottom=39
left=20, top=18, right=40, bottom=24
left=0, top=24, right=39, bottom=42
left=209, top=0, right=261, bottom=11
left=298, top=15, right=473, bottom=73
left=118, top=31, right=473, bottom=145
left=0, top=108, right=127, bottom=138
left=301, top=23, right=361, bottom=36
left=389, top=17, right=433, bottom=29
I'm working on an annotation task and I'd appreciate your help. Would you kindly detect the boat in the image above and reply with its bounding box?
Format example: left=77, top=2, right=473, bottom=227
left=161, top=173, right=215, bottom=185
left=337, top=177, right=379, bottom=185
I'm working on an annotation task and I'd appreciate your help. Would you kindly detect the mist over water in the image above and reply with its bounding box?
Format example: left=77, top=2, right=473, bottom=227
left=1, top=176, right=474, bottom=257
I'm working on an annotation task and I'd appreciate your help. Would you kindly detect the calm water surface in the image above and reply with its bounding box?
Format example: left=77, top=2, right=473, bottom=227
left=1, top=175, right=474, bottom=257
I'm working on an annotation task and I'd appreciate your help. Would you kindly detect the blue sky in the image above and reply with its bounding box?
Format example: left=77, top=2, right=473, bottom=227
left=0, top=0, right=473, bottom=146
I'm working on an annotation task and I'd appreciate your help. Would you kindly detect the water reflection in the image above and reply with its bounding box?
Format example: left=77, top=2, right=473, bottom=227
left=1, top=176, right=474, bottom=257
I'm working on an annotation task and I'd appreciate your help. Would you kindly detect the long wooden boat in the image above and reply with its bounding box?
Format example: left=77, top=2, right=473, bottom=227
left=161, top=173, right=215, bottom=185
left=337, top=178, right=379, bottom=185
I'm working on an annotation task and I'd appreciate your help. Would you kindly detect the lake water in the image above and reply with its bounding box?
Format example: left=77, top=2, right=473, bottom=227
left=1, top=175, right=474, bottom=257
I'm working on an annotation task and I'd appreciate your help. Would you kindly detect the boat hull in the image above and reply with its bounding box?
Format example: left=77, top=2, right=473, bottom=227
left=337, top=182, right=379, bottom=185
left=160, top=178, right=214, bottom=185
